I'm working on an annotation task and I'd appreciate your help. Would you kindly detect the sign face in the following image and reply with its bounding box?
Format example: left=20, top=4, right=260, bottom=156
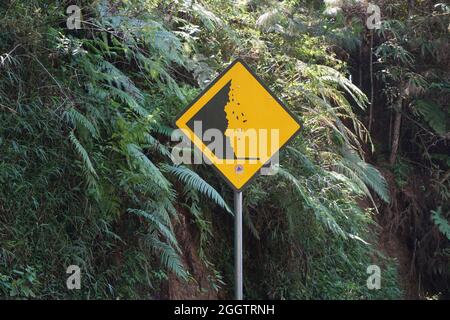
left=175, top=59, right=301, bottom=191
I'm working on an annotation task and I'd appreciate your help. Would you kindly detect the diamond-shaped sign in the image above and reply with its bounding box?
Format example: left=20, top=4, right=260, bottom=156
left=175, top=59, right=302, bottom=191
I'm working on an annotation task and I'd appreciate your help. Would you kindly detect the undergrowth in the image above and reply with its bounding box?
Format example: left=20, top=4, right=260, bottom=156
left=0, top=0, right=403, bottom=299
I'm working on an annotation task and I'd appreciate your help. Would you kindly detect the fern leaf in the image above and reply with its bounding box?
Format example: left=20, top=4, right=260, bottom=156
left=64, top=108, right=98, bottom=138
left=109, top=86, right=149, bottom=117
left=277, top=167, right=347, bottom=238
left=150, top=125, right=175, bottom=138
left=414, top=99, right=447, bottom=136
left=69, top=131, right=98, bottom=178
left=339, top=147, right=390, bottom=203
left=145, top=234, right=188, bottom=281
left=126, top=143, right=171, bottom=191
left=127, top=209, right=180, bottom=251
left=161, top=164, right=232, bottom=214
left=431, top=207, right=450, bottom=240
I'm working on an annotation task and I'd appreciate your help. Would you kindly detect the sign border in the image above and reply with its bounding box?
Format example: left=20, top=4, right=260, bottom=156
left=174, top=58, right=303, bottom=192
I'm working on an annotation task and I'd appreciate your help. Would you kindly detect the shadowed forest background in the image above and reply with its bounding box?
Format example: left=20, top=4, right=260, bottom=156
left=0, top=0, right=448, bottom=299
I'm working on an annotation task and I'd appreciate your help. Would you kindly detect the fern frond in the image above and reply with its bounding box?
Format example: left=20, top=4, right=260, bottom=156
left=338, top=146, right=390, bottom=203
left=161, top=164, right=232, bottom=214
left=277, top=167, right=347, bottom=238
left=189, top=2, right=223, bottom=31
left=97, top=60, right=143, bottom=100
left=414, top=99, right=447, bottom=136
left=109, top=85, right=149, bottom=117
left=286, top=146, right=317, bottom=175
left=144, top=133, right=172, bottom=158
left=69, top=131, right=98, bottom=178
left=64, top=108, right=98, bottom=138
left=431, top=207, right=450, bottom=240
left=144, top=234, right=188, bottom=281
left=126, top=143, right=171, bottom=191
left=313, top=64, right=368, bottom=110
left=256, top=9, right=282, bottom=32
left=127, top=209, right=180, bottom=251
left=150, top=124, right=175, bottom=138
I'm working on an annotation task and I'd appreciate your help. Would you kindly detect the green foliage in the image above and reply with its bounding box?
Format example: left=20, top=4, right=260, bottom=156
left=161, top=164, right=232, bottom=214
left=413, top=99, right=448, bottom=136
left=0, top=266, right=40, bottom=298
left=0, top=0, right=231, bottom=299
left=0, top=0, right=404, bottom=300
left=334, top=0, right=450, bottom=297
left=337, top=146, right=390, bottom=204
left=187, top=0, right=401, bottom=299
left=431, top=208, right=450, bottom=241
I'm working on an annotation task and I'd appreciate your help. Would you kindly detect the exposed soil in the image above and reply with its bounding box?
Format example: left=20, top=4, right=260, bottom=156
left=375, top=168, right=421, bottom=299
left=166, top=208, right=218, bottom=299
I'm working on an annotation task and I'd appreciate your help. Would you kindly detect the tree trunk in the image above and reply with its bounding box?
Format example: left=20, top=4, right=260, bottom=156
left=359, top=42, right=362, bottom=88
left=389, top=97, right=403, bottom=165
left=368, top=30, right=374, bottom=133
left=389, top=2, right=413, bottom=165
left=408, top=0, right=415, bottom=17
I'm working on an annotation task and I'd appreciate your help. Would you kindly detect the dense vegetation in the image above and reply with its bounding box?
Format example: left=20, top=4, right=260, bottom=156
left=0, top=0, right=448, bottom=299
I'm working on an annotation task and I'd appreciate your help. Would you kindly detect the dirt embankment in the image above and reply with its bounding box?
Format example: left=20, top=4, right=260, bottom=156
left=373, top=166, right=447, bottom=299
left=376, top=167, right=421, bottom=299
left=165, top=209, right=218, bottom=299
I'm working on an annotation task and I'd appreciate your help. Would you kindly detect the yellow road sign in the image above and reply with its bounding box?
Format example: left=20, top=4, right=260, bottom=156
left=175, top=59, right=302, bottom=191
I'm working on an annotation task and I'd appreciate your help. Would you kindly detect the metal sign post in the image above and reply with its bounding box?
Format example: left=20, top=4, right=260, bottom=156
left=234, top=191, right=243, bottom=300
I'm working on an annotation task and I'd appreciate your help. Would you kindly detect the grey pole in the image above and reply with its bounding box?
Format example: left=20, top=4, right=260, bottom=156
left=234, top=191, right=243, bottom=300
